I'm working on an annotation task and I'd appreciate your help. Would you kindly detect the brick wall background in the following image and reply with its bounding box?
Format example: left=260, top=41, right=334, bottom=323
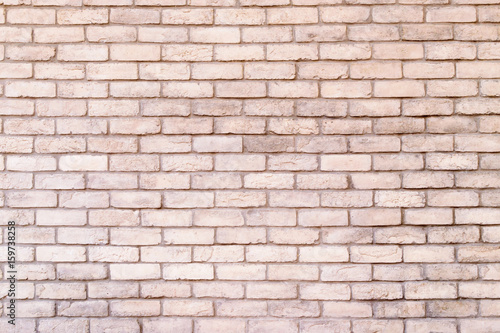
left=0, top=0, right=500, bottom=332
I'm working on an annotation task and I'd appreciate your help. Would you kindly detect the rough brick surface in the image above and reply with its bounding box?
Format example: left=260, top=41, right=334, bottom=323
left=1, top=0, right=499, bottom=331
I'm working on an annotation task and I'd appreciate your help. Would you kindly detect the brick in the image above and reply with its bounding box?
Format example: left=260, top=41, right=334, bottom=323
left=405, top=282, right=457, bottom=299
left=163, top=263, right=214, bottom=280
left=322, top=81, right=372, bottom=98
left=349, top=25, right=399, bottom=41
left=138, top=27, right=187, bottom=43
left=143, top=319, right=191, bottom=333
left=0, top=27, right=32, bottom=43
left=110, top=300, right=160, bottom=316
left=456, top=208, right=500, bottom=225
left=351, top=245, right=402, bottom=263
left=482, top=80, right=500, bottom=96
left=349, top=136, right=401, bottom=152
left=87, top=26, right=137, bottom=42
left=321, top=6, right=370, bottom=23
left=58, top=300, right=108, bottom=316
left=404, top=62, right=455, bottom=78
left=352, top=283, right=403, bottom=300
left=322, top=154, right=371, bottom=171
left=268, top=44, right=318, bottom=61
left=7, top=8, right=55, bottom=24
left=191, top=27, right=240, bottom=43
left=110, top=9, right=159, bottom=24
left=455, top=24, right=500, bottom=41
left=351, top=173, right=401, bottom=189
left=267, top=8, right=318, bottom=24
left=428, top=190, right=479, bottom=207
left=7, top=191, right=57, bottom=208
left=374, top=81, right=425, bottom=97
left=2, top=0, right=498, bottom=322
left=300, top=284, right=349, bottom=300
left=461, top=319, right=500, bottom=333
left=88, top=282, right=138, bottom=298
left=57, top=9, right=108, bottom=24
left=426, top=264, right=478, bottom=281
left=402, top=24, right=453, bottom=40
left=403, top=171, right=454, bottom=189
left=373, top=6, right=423, bottom=23
left=426, top=153, right=478, bottom=170
left=215, top=8, right=264, bottom=25
left=242, top=27, right=292, bottom=43
left=323, top=301, right=372, bottom=318
left=163, top=45, right=212, bottom=61
left=351, top=61, right=402, bottom=79
left=427, top=6, right=476, bottom=22
left=426, top=42, right=476, bottom=60
left=249, top=320, right=298, bottom=333
left=479, top=43, right=500, bottom=59
left=163, top=9, right=212, bottom=24
left=34, top=27, right=84, bottom=43
left=6, top=81, right=56, bottom=98
left=37, top=246, right=86, bottom=262
left=320, top=43, right=371, bottom=60
left=295, top=26, right=346, bottom=42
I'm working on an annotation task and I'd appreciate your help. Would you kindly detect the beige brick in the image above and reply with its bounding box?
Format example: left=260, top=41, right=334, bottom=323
left=321, top=6, right=370, bottom=23
left=87, top=26, right=137, bottom=43
left=427, top=6, right=476, bottom=22
left=402, top=24, right=453, bottom=40
left=404, top=62, right=455, bottom=78
left=58, top=228, right=108, bottom=245
left=7, top=191, right=57, bottom=208
left=138, top=27, right=187, bottom=43
left=110, top=300, right=160, bottom=316
left=405, top=282, right=457, bottom=299
left=295, top=25, right=346, bottom=42
left=323, top=301, right=372, bottom=317
left=110, top=264, right=160, bottom=280
left=163, top=9, right=213, bottom=24
left=320, top=43, right=371, bottom=60
left=57, top=9, right=108, bottom=24
left=426, top=264, right=478, bottom=281
left=88, top=281, right=139, bottom=298
left=349, top=25, right=399, bottom=41
left=267, top=8, right=318, bottom=24
left=37, top=246, right=86, bottom=262
left=143, top=319, right=191, bottom=333
left=242, top=26, right=292, bottom=43
left=6, top=81, right=56, bottom=98
left=351, top=245, right=402, bottom=263
left=372, top=6, right=423, bottom=23
left=479, top=43, right=500, bottom=59
left=322, top=81, right=372, bottom=98
left=163, top=44, right=213, bottom=61
left=268, top=44, right=318, bottom=61
left=6, top=45, right=55, bottom=61
left=460, top=319, right=500, bottom=333
left=191, top=27, right=240, bottom=43
left=351, top=62, right=402, bottom=79
left=110, top=8, right=159, bottom=24
left=164, top=191, right=214, bottom=208
left=215, top=81, right=265, bottom=98
left=7, top=8, right=55, bottom=24
left=2, top=0, right=498, bottom=321
left=245, top=62, right=295, bottom=80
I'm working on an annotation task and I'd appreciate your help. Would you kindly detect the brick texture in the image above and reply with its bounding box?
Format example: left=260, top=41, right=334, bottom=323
left=0, top=0, right=499, bottom=332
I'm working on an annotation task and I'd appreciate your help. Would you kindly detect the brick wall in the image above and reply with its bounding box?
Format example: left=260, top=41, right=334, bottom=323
left=1, top=0, right=500, bottom=332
